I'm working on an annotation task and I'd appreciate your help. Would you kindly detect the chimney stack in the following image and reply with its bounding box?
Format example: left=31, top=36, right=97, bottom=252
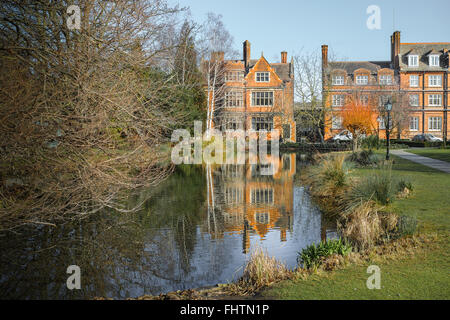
left=321, top=45, right=328, bottom=69
left=243, top=40, right=251, bottom=69
left=391, top=31, right=401, bottom=68
left=281, top=51, right=287, bottom=64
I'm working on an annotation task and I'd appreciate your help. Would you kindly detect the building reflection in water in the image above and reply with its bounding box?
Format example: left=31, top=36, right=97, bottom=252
left=205, top=153, right=296, bottom=254
left=0, top=152, right=336, bottom=299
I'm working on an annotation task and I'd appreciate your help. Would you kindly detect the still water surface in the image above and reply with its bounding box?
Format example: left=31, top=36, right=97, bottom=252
left=0, top=153, right=335, bottom=299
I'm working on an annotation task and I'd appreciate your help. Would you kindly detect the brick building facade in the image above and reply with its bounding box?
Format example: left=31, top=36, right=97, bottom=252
left=203, top=41, right=296, bottom=142
left=323, top=31, right=450, bottom=141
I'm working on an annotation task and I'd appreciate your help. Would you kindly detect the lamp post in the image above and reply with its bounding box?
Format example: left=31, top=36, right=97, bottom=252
left=384, top=100, right=393, bottom=161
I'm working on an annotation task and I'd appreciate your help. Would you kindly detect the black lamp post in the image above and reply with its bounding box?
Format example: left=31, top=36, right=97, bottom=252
left=385, top=100, right=393, bottom=161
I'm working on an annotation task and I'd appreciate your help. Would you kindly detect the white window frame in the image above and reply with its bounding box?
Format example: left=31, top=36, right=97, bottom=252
left=224, top=71, right=244, bottom=82
left=429, top=55, right=440, bottom=67
left=332, top=94, right=345, bottom=107
left=356, top=75, right=368, bottom=85
left=409, top=94, right=419, bottom=107
left=223, top=118, right=243, bottom=131
left=379, top=95, right=392, bottom=107
left=428, top=94, right=442, bottom=106
left=251, top=91, right=274, bottom=107
left=251, top=116, right=273, bottom=131
left=428, top=117, right=442, bottom=131
left=255, top=72, right=270, bottom=82
left=409, top=75, right=419, bottom=87
left=428, top=75, right=442, bottom=87
left=331, top=115, right=343, bottom=129
left=332, top=75, right=345, bottom=85
left=408, top=55, right=419, bottom=67
left=224, top=90, right=244, bottom=107
left=360, top=95, right=369, bottom=106
left=379, top=75, right=392, bottom=85
left=378, top=117, right=393, bottom=130
left=409, top=117, right=419, bottom=131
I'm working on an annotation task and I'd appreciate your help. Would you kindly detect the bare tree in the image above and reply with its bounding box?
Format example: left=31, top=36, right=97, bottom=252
left=197, top=13, right=238, bottom=131
left=375, top=89, right=410, bottom=140
left=0, top=0, right=196, bottom=230
left=293, top=49, right=335, bottom=142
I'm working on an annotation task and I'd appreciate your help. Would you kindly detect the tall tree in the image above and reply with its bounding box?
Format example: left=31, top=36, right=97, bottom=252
left=197, top=13, right=238, bottom=130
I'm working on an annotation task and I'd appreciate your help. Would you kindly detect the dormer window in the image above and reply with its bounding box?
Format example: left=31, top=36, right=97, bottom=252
left=429, top=55, right=440, bottom=67
left=408, top=55, right=419, bottom=67
left=256, top=72, right=269, bottom=82
left=332, top=75, right=344, bottom=85
left=379, top=75, right=392, bottom=85
left=356, top=75, right=368, bottom=85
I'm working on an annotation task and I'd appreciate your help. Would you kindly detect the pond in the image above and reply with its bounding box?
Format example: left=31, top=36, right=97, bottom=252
left=0, top=152, right=336, bottom=299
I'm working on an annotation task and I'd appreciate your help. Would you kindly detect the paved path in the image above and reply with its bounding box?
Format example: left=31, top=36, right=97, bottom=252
left=390, top=150, right=450, bottom=173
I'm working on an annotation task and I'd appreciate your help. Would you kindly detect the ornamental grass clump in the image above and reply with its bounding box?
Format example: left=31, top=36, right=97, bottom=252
left=237, top=247, right=291, bottom=292
left=339, top=200, right=398, bottom=250
left=345, top=164, right=396, bottom=209
left=304, top=154, right=352, bottom=216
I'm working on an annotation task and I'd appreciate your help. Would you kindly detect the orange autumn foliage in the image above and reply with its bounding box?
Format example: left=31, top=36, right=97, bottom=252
left=341, top=97, right=376, bottom=137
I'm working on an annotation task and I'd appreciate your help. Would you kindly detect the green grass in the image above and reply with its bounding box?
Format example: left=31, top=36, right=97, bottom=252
left=262, top=240, right=449, bottom=299
left=406, top=148, right=450, bottom=163
left=260, top=154, right=450, bottom=300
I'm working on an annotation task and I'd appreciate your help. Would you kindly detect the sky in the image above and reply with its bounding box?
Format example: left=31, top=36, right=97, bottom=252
left=168, top=0, right=450, bottom=62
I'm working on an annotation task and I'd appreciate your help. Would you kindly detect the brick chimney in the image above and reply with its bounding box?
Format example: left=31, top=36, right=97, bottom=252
left=321, top=45, right=328, bottom=69
left=281, top=51, right=287, bottom=64
left=391, top=31, right=401, bottom=69
left=243, top=40, right=251, bottom=69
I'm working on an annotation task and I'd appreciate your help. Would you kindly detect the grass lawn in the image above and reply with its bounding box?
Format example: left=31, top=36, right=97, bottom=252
left=406, top=148, right=450, bottom=163
left=260, top=155, right=450, bottom=300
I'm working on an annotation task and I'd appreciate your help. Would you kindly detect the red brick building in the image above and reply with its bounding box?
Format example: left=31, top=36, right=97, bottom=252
left=203, top=41, right=296, bottom=142
left=323, top=31, right=450, bottom=141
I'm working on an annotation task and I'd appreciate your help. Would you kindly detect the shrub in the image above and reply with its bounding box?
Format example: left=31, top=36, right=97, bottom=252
left=346, top=164, right=395, bottom=207
left=297, top=239, right=352, bottom=269
left=361, top=135, right=380, bottom=150
left=347, top=149, right=379, bottom=167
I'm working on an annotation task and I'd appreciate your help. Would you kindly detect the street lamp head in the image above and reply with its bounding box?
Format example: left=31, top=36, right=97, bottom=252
left=385, top=101, right=392, bottom=111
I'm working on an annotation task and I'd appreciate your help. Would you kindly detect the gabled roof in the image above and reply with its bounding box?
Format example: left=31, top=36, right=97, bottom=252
left=247, top=58, right=292, bottom=81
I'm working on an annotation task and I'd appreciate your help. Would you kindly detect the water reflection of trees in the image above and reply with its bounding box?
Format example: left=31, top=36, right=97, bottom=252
left=0, top=166, right=207, bottom=299
left=0, top=155, right=330, bottom=299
